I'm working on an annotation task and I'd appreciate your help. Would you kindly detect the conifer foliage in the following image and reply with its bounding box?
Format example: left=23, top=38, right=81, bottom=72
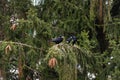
left=0, top=0, right=120, bottom=80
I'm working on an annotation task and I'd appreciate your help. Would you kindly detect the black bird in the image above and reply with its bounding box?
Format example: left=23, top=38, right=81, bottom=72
left=66, top=36, right=73, bottom=43
left=72, top=36, right=77, bottom=45
left=52, top=36, right=64, bottom=44
left=67, top=36, right=77, bottom=45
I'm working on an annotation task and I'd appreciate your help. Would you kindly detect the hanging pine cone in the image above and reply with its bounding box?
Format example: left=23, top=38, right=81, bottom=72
left=5, top=44, right=12, bottom=54
left=10, top=24, right=16, bottom=30
left=48, top=57, right=58, bottom=68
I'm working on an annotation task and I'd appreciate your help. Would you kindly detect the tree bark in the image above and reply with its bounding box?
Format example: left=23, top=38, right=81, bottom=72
left=95, top=0, right=108, bottom=53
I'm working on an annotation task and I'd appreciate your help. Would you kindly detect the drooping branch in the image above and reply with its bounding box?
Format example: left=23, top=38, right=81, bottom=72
left=0, top=41, right=43, bottom=51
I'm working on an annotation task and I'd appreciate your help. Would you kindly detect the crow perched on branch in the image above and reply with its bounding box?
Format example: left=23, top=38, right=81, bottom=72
left=72, top=36, right=77, bottom=45
left=52, top=36, right=64, bottom=44
left=66, top=36, right=73, bottom=43
left=67, top=36, right=77, bottom=45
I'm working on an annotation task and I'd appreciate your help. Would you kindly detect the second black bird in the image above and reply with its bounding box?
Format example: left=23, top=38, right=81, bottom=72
left=72, top=36, right=77, bottom=45
left=67, top=36, right=77, bottom=45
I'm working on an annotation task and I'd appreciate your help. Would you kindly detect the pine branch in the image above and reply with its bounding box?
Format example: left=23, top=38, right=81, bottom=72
left=0, top=41, right=43, bottom=51
left=25, top=64, right=41, bottom=75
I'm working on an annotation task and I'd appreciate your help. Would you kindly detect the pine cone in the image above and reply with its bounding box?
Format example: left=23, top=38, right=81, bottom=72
left=10, top=24, right=16, bottom=30
left=48, top=57, right=58, bottom=68
left=5, top=44, right=12, bottom=54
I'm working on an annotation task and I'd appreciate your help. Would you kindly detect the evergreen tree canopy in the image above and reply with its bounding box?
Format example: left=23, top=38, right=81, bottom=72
left=0, top=0, right=120, bottom=80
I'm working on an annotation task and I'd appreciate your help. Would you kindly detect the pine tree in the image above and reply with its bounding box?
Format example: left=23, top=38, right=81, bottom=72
left=0, top=0, right=120, bottom=80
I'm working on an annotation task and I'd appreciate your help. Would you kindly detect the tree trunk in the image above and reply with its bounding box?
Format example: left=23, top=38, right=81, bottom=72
left=95, top=0, right=108, bottom=53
